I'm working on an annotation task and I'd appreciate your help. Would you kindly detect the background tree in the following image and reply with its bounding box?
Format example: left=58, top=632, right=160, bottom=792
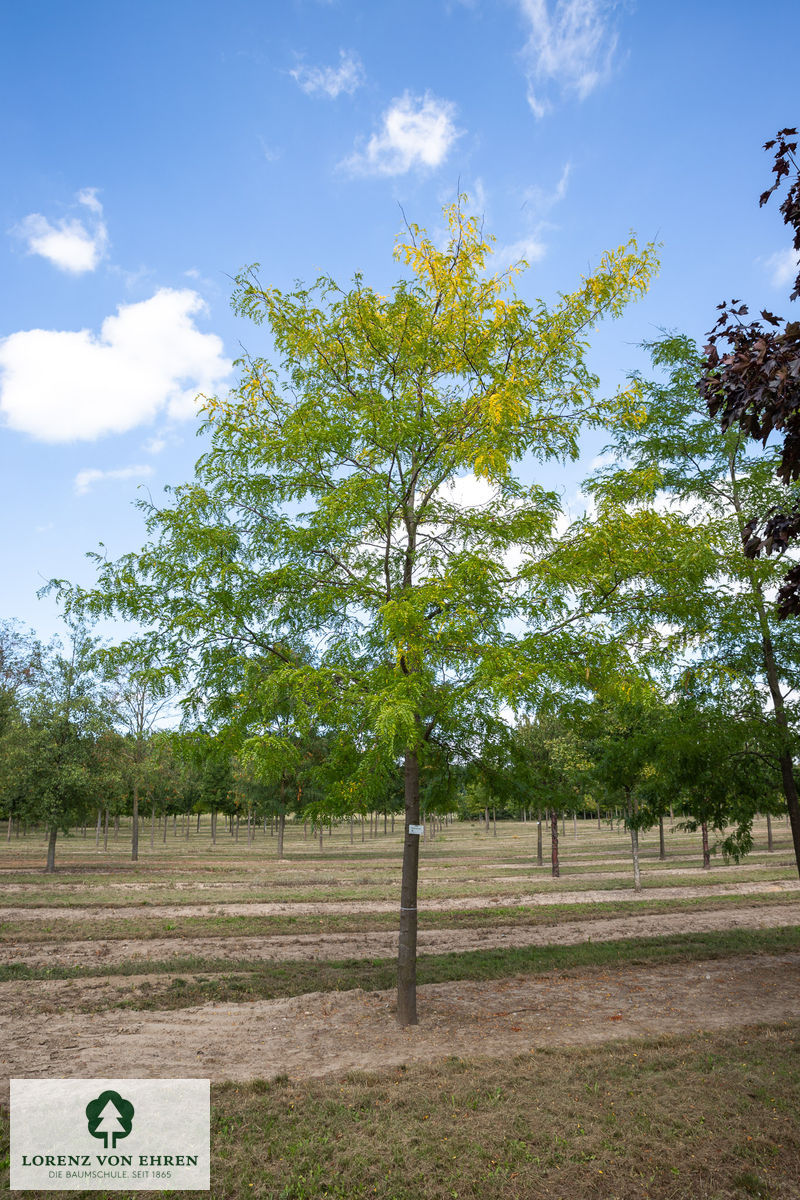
left=19, top=626, right=109, bottom=871
left=101, top=643, right=174, bottom=861
left=579, top=689, right=666, bottom=891
left=586, top=332, right=800, bottom=878
left=652, top=687, right=777, bottom=868
left=513, top=715, right=588, bottom=877
left=0, top=621, right=44, bottom=836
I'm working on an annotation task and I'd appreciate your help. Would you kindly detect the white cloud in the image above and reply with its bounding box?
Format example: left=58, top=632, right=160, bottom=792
left=77, top=187, right=103, bottom=216
left=765, top=247, right=800, bottom=289
left=290, top=50, right=364, bottom=98
left=344, top=92, right=461, bottom=176
left=438, top=473, right=497, bottom=509
left=0, top=288, right=232, bottom=442
left=518, top=0, right=619, bottom=118
left=521, top=162, right=572, bottom=213
left=493, top=235, right=547, bottom=271
left=259, top=138, right=282, bottom=163
left=74, top=463, right=154, bottom=495
left=492, top=165, right=571, bottom=271
left=12, top=188, right=109, bottom=274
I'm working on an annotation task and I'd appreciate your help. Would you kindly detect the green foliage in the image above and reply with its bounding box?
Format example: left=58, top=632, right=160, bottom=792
left=586, top=332, right=800, bottom=702
left=53, top=198, right=658, bottom=808
left=15, top=627, right=112, bottom=859
left=584, top=332, right=800, bottom=866
left=512, top=714, right=590, bottom=817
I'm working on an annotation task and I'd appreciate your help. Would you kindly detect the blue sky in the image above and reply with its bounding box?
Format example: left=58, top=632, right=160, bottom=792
left=1, top=0, right=797, bottom=642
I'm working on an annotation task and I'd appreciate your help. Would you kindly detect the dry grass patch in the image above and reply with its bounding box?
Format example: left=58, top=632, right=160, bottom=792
left=2, top=1022, right=797, bottom=1199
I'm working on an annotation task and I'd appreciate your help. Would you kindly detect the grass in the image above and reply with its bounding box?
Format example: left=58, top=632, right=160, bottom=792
left=1, top=864, right=797, bottom=909
left=3, top=925, right=799, bottom=1013
left=3, top=1021, right=799, bottom=1199
left=1, top=889, right=798, bottom=945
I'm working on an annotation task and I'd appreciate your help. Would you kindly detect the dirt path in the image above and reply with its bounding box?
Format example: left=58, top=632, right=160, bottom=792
left=1, top=878, right=797, bottom=924
left=2, top=901, right=798, bottom=970
left=2, top=952, right=798, bottom=1103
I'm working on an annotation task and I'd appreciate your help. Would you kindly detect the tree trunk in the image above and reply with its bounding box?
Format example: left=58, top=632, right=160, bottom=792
left=211, top=809, right=217, bottom=845
left=103, top=807, right=109, bottom=851
left=95, top=808, right=101, bottom=848
left=626, top=792, right=641, bottom=892
left=319, top=822, right=323, bottom=850
left=537, top=810, right=543, bottom=866
left=658, top=814, right=666, bottom=861
left=550, top=809, right=559, bottom=878
left=150, top=803, right=156, bottom=850
left=492, top=806, right=497, bottom=837
left=45, top=824, right=57, bottom=873
left=484, top=806, right=490, bottom=833
left=701, top=821, right=711, bottom=869
left=397, top=748, right=421, bottom=1027
left=766, top=812, right=773, bottom=852
left=729, top=453, right=800, bottom=879
left=277, top=809, right=286, bottom=860
left=131, top=782, right=139, bottom=862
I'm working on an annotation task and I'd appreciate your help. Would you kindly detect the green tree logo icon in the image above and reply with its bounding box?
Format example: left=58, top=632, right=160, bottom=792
left=85, top=1090, right=135, bottom=1149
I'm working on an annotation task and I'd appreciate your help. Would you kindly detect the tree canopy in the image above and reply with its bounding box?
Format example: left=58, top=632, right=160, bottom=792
left=56, top=198, right=658, bottom=1022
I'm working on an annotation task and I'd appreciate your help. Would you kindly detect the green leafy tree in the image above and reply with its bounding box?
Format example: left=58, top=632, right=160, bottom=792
left=56, top=199, right=657, bottom=1023
left=586, top=333, right=800, bottom=878
left=101, top=643, right=174, bottom=861
left=579, top=689, right=665, bottom=891
left=513, top=715, right=589, bottom=876
left=653, top=688, right=777, bottom=867
left=20, top=626, right=110, bottom=872
left=0, top=621, right=45, bottom=836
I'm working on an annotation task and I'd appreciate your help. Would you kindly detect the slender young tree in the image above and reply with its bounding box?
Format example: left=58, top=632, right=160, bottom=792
left=55, top=200, right=657, bottom=1023
left=585, top=333, right=800, bottom=878
left=19, top=626, right=108, bottom=872
left=102, top=645, right=173, bottom=861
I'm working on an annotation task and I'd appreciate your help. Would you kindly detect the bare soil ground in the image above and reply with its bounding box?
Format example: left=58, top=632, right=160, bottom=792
left=1, top=877, right=797, bottom=923
left=2, top=951, right=799, bottom=1104
left=1, top=900, right=798, bottom=969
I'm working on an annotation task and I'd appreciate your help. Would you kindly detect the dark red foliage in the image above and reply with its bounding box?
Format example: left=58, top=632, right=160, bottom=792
left=699, top=129, right=800, bottom=617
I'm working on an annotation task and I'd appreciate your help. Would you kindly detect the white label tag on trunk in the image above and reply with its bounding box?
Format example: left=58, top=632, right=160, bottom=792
left=408, top=824, right=424, bottom=835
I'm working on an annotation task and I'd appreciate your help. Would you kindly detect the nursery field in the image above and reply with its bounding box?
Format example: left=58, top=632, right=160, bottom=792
left=2, top=814, right=800, bottom=1199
